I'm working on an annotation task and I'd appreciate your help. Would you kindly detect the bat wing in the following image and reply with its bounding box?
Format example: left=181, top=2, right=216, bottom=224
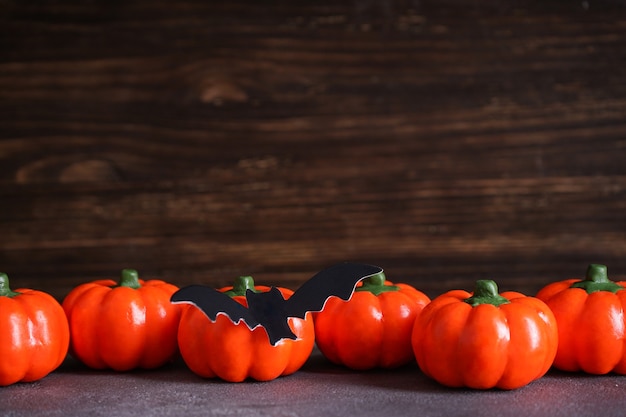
left=285, top=262, right=383, bottom=319
left=170, top=285, right=261, bottom=330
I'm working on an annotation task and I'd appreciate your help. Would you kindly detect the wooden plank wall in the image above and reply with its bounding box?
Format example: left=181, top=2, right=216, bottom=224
left=1, top=0, right=626, bottom=300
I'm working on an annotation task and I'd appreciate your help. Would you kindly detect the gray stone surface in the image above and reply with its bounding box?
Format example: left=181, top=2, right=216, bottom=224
left=2, top=350, right=625, bottom=417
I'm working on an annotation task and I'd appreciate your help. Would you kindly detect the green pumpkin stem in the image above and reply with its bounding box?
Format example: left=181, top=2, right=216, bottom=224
left=570, top=264, right=623, bottom=294
left=0, top=273, right=20, bottom=298
left=464, top=280, right=510, bottom=307
left=223, top=276, right=258, bottom=297
left=119, top=269, right=141, bottom=289
left=355, top=272, right=400, bottom=295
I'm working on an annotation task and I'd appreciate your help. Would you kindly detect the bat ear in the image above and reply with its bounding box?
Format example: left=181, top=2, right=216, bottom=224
left=246, top=287, right=287, bottom=310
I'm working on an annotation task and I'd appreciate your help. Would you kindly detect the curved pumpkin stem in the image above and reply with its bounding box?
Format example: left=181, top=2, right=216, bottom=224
left=570, top=264, right=623, bottom=294
left=119, top=269, right=141, bottom=289
left=464, top=280, right=510, bottom=307
left=355, top=272, right=400, bottom=295
left=223, top=276, right=258, bottom=297
left=0, top=273, right=20, bottom=298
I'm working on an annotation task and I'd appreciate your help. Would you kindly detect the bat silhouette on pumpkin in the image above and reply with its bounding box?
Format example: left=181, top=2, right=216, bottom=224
left=170, top=262, right=383, bottom=346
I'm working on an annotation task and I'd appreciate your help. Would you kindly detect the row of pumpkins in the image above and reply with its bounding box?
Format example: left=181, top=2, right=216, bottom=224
left=0, top=263, right=624, bottom=389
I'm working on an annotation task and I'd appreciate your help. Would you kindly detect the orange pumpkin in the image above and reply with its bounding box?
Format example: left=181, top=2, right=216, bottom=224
left=412, top=279, right=558, bottom=389
left=536, top=263, right=626, bottom=374
left=0, top=273, right=69, bottom=386
left=314, top=272, right=430, bottom=369
left=62, top=269, right=181, bottom=371
left=176, top=276, right=315, bottom=382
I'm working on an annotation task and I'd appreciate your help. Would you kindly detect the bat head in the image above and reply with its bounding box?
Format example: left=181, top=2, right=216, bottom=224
left=246, top=287, right=297, bottom=345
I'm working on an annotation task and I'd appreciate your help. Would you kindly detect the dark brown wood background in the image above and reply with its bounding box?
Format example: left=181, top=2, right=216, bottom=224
left=2, top=0, right=626, bottom=301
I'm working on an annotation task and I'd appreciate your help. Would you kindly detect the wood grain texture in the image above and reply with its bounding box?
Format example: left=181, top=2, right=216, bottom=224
left=1, top=0, right=626, bottom=300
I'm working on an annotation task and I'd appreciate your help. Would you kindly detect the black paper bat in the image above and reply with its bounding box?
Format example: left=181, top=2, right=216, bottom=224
left=170, top=262, right=383, bottom=346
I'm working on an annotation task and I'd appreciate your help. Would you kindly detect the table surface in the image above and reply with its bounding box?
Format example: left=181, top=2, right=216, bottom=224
left=2, top=349, right=626, bottom=417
